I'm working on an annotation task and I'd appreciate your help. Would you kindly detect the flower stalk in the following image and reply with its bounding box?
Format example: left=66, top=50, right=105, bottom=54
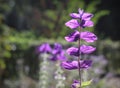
left=38, top=53, right=49, bottom=88
left=61, top=8, right=97, bottom=88
left=54, top=61, right=66, bottom=88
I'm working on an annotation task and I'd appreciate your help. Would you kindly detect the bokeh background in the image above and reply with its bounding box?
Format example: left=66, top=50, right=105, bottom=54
left=0, top=0, right=120, bottom=88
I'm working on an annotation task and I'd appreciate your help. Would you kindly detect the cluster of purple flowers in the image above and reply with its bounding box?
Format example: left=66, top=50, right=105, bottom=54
left=61, top=8, right=98, bottom=88
left=37, top=42, right=67, bottom=61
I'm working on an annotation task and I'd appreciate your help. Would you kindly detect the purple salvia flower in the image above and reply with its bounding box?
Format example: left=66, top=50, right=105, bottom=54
left=81, top=31, right=97, bottom=42
left=67, top=45, right=96, bottom=56
left=65, top=31, right=97, bottom=42
left=65, top=19, right=80, bottom=29
left=66, top=47, right=79, bottom=56
left=52, top=43, right=62, bottom=54
left=65, top=30, right=80, bottom=42
left=65, top=19, right=94, bottom=29
left=65, top=8, right=94, bottom=29
left=71, top=80, right=80, bottom=88
left=70, top=8, right=93, bottom=20
left=50, top=43, right=67, bottom=61
left=61, top=60, right=92, bottom=70
left=80, top=45, right=96, bottom=54
left=38, top=43, right=52, bottom=53
left=50, top=50, right=67, bottom=61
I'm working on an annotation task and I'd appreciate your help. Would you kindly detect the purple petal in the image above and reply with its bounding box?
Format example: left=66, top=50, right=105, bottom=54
left=80, top=60, right=92, bottom=68
left=80, top=45, right=96, bottom=54
left=82, top=13, right=93, bottom=20
left=83, top=20, right=94, bottom=27
left=65, top=31, right=80, bottom=42
left=78, top=8, right=84, bottom=16
left=81, top=31, right=97, bottom=42
left=61, top=60, right=92, bottom=70
left=70, top=13, right=80, bottom=19
left=57, top=50, right=67, bottom=61
left=65, top=19, right=79, bottom=29
left=66, top=47, right=79, bottom=56
left=52, top=43, right=62, bottom=54
left=38, top=43, right=52, bottom=53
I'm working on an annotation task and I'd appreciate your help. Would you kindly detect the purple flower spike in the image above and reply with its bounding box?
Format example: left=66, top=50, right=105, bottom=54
left=65, top=19, right=79, bottom=29
left=38, top=43, right=52, bottom=53
left=80, top=45, right=96, bottom=54
left=71, top=80, right=80, bottom=88
left=66, top=47, right=79, bottom=56
left=65, top=31, right=80, bottom=42
left=61, top=60, right=92, bottom=70
left=81, top=31, right=97, bottom=42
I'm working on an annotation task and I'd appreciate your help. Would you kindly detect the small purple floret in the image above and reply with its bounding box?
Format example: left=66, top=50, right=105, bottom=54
left=38, top=43, right=52, bottom=53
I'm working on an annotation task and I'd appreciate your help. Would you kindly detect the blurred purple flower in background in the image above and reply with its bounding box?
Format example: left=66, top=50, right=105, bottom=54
left=37, top=42, right=52, bottom=53
left=52, top=43, right=62, bottom=54
left=50, top=43, right=67, bottom=61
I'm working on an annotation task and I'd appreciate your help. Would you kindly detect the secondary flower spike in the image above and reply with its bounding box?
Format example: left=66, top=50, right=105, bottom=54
left=61, top=60, right=92, bottom=70
left=65, top=8, right=94, bottom=29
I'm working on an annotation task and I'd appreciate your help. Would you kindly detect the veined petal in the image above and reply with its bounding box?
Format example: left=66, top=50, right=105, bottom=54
left=82, top=13, right=93, bottom=20
left=65, top=31, right=80, bottom=42
left=81, top=31, right=97, bottom=42
left=83, top=20, right=94, bottom=27
left=61, top=60, right=92, bottom=70
left=80, top=45, right=96, bottom=54
left=65, top=19, right=79, bottom=29
left=66, top=47, right=79, bottom=56
left=70, top=13, right=80, bottom=19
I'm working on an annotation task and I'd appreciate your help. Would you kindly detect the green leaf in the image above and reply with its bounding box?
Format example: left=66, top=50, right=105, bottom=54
left=75, top=80, right=92, bottom=88
left=81, top=80, right=92, bottom=87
